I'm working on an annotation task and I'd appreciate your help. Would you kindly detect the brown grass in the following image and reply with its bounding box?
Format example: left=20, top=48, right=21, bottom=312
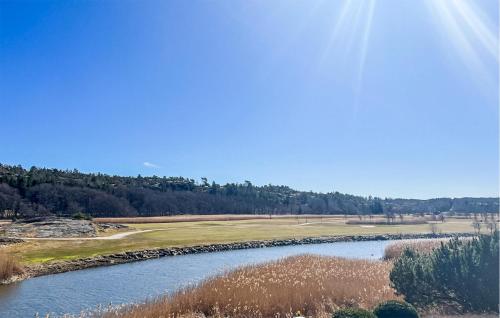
left=383, top=239, right=449, bottom=260
left=96, top=255, right=398, bottom=318
left=94, top=215, right=342, bottom=224
left=346, top=219, right=428, bottom=225
left=0, top=251, right=24, bottom=281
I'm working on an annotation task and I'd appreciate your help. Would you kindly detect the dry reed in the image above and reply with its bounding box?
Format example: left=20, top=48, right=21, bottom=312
left=0, top=251, right=24, bottom=281
left=97, top=255, right=398, bottom=318
left=383, top=239, right=449, bottom=260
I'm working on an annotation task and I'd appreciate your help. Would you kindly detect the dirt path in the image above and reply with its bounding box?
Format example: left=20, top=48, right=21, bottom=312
left=18, top=229, right=159, bottom=241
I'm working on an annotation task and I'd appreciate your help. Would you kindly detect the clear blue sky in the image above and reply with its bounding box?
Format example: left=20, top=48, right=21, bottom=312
left=0, top=0, right=498, bottom=199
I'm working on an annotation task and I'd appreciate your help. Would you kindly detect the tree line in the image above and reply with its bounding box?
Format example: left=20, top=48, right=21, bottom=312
left=0, top=164, right=498, bottom=218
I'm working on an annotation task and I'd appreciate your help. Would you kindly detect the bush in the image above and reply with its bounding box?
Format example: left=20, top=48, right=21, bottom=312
left=332, top=308, right=376, bottom=318
left=373, top=300, right=418, bottom=318
left=390, top=232, right=499, bottom=312
left=72, top=212, right=92, bottom=220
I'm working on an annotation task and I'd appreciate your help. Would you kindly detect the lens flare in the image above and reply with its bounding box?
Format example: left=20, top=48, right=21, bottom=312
left=425, top=0, right=498, bottom=84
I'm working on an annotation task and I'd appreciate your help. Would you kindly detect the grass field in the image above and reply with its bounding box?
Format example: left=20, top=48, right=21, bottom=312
left=6, top=216, right=476, bottom=264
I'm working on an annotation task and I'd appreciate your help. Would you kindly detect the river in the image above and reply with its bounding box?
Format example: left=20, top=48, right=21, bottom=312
left=0, top=239, right=396, bottom=317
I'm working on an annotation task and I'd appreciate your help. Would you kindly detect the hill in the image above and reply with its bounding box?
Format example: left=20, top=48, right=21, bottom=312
left=0, top=164, right=497, bottom=218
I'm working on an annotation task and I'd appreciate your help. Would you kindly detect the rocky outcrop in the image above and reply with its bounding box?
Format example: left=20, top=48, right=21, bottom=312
left=2, top=217, right=97, bottom=238
left=0, top=237, right=24, bottom=246
left=1, top=217, right=129, bottom=239
left=96, top=223, right=128, bottom=231
left=24, top=232, right=475, bottom=279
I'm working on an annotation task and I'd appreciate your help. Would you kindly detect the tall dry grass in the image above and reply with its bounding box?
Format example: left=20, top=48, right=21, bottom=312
left=383, top=239, right=448, bottom=260
left=97, top=255, right=398, bottom=318
left=0, top=251, right=24, bottom=281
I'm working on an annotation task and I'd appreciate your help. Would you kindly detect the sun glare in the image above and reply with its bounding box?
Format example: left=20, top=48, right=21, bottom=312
left=425, top=0, right=498, bottom=82
left=318, top=0, right=497, bottom=89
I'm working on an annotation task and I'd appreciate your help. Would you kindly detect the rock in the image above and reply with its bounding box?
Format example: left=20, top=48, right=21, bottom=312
left=0, top=237, right=24, bottom=246
left=96, top=223, right=129, bottom=231
left=3, top=217, right=97, bottom=238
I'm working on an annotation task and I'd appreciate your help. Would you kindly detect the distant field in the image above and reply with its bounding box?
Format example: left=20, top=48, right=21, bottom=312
left=94, top=214, right=345, bottom=224
left=7, top=216, right=476, bottom=264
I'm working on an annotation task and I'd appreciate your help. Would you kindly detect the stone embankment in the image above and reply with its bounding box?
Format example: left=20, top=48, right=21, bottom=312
left=25, top=232, right=474, bottom=279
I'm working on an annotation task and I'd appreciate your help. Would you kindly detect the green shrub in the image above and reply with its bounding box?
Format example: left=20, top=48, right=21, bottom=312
left=390, top=232, right=499, bottom=312
left=332, top=308, right=376, bottom=318
left=71, top=212, right=92, bottom=220
left=373, top=300, right=418, bottom=318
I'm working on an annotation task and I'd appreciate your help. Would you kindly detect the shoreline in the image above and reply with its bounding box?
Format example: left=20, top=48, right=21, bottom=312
left=7, top=232, right=475, bottom=285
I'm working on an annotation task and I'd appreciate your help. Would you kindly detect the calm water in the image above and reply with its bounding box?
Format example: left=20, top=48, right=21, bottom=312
left=0, top=240, right=395, bottom=317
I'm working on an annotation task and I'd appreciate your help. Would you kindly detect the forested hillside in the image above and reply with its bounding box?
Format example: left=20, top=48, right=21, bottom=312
left=0, top=164, right=497, bottom=218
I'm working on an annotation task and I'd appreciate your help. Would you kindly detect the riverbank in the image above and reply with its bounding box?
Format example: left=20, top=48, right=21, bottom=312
left=16, top=232, right=474, bottom=283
